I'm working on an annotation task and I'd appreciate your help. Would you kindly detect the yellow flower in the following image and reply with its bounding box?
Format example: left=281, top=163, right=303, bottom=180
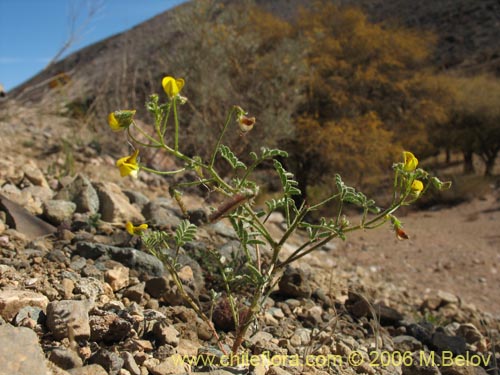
left=403, top=151, right=418, bottom=171
left=108, top=110, right=136, bottom=131
left=411, top=179, right=424, bottom=195
left=126, top=221, right=148, bottom=235
left=116, top=149, right=140, bottom=178
left=162, top=76, right=184, bottom=98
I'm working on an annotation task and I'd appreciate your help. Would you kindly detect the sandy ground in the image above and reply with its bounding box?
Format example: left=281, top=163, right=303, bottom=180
left=337, top=195, right=500, bottom=314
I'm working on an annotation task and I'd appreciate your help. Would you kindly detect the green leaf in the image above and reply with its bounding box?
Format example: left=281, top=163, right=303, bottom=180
left=174, top=220, right=197, bottom=248
left=219, top=145, right=246, bottom=170
left=273, top=160, right=301, bottom=197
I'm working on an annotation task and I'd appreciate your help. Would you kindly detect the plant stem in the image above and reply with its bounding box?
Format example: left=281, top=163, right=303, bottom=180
left=210, top=107, right=235, bottom=168
left=173, top=97, right=179, bottom=152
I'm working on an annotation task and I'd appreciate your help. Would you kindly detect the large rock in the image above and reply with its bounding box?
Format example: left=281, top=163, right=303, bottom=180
left=0, top=289, right=49, bottom=321
left=0, top=325, right=52, bottom=375
left=75, top=242, right=164, bottom=276
left=94, top=182, right=144, bottom=223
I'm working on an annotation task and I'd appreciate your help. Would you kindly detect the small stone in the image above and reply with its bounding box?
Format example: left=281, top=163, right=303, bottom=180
left=437, top=290, right=459, bottom=305
left=456, top=323, right=482, bottom=344
left=176, top=339, right=200, bottom=356
left=90, top=349, right=124, bottom=375
left=0, top=289, right=49, bottom=322
left=393, top=335, right=423, bottom=352
left=432, top=331, right=466, bottom=356
left=0, top=325, right=52, bottom=375
left=149, top=355, right=189, bottom=375
left=104, top=261, right=130, bottom=291
left=13, top=305, right=45, bottom=326
left=67, top=364, right=108, bottom=375
left=89, top=311, right=133, bottom=343
left=123, top=282, right=145, bottom=303
left=49, top=348, right=84, bottom=370
left=121, top=352, right=141, bottom=375
left=152, top=321, right=180, bottom=346
left=23, top=161, right=49, bottom=188
left=46, top=300, right=90, bottom=340
left=43, top=200, right=77, bottom=225
left=278, top=265, right=312, bottom=298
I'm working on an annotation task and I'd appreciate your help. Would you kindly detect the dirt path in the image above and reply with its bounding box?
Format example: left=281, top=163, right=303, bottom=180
left=337, top=195, right=500, bottom=314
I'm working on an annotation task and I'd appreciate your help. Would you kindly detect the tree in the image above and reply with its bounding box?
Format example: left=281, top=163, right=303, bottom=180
left=285, top=1, right=444, bottom=196
left=449, top=75, right=500, bottom=175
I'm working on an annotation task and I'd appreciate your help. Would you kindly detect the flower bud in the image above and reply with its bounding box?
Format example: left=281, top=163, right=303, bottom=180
left=108, top=110, right=136, bottom=131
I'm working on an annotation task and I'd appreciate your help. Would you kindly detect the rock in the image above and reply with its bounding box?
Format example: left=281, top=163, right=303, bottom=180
left=402, top=352, right=440, bottom=375
left=95, top=182, right=144, bottom=223
left=123, top=282, right=145, bottom=303
left=49, top=348, right=84, bottom=370
left=89, top=349, right=124, bottom=375
left=142, top=198, right=181, bottom=229
left=89, top=310, right=133, bottom=343
left=73, top=277, right=107, bottom=301
left=43, top=200, right=77, bottom=225
left=67, top=364, right=108, bottom=375
left=55, top=174, right=99, bottom=214
left=0, top=193, right=57, bottom=240
left=393, top=335, right=423, bottom=352
left=431, top=331, right=467, bottom=356
left=0, top=325, right=52, bottom=375
left=441, top=364, right=487, bottom=375
left=104, top=261, right=130, bottom=291
left=278, top=265, right=312, bottom=298
left=407, top=322, right=435, bottom=346
left=437, top=290, right=460, bottom=305
left=0, top=289, right=49, bottom=321
left=75, top=242, right=164, bottom=276
left=23, top=161, right=49, bottom=188
left=13, top=305, right=45, bottom=326
left=148, top=355, right=189, bottom=375
left=121, top=352, right=141, bottom=375
left=267, top=367, right=293, bottom=375
left=152, top=321, right=180, bottom=346
left=46, top=300, right=90, bottom=340
left=456, top=323, right=483, bottom=344
left=123, top=190, right=150, bottom=209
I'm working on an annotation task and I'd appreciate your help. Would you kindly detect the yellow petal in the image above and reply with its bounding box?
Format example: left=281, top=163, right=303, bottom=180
left=411, top=179, right=424, bottom=193
left=116, top=149, right=140, bottom=177
left=162, top=76, right=184, bottom=98
left=108, top=112, right=120, bottom=131
left=126, top=221, right=148, bottom=235
left=403, top=151, right=418, bottom=171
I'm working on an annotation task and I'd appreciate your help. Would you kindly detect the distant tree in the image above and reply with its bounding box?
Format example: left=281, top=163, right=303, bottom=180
left=436, top=75, right=500, bottom=175
left=286, top=2, right=443, bottom=196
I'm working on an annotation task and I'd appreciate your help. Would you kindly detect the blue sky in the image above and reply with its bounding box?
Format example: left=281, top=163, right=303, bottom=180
left=0, top=0, right=188, bottom=92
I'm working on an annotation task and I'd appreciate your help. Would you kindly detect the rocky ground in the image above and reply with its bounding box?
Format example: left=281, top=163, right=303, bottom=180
left=0, top=104, right=499, bottom=375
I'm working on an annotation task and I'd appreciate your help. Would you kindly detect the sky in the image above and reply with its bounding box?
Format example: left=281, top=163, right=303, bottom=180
left=0, top=0, right=188, bottom=92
